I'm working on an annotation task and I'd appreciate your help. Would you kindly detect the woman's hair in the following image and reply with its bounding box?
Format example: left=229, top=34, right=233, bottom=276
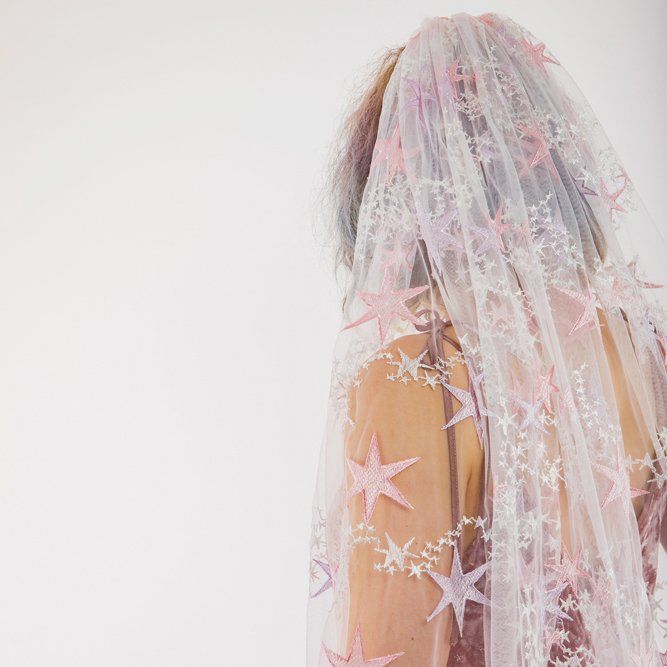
left=328, top=47, right=404, bottom=272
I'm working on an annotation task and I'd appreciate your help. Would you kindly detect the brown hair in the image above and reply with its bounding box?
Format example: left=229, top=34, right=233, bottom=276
left=327, top=46, right=405, bottom=271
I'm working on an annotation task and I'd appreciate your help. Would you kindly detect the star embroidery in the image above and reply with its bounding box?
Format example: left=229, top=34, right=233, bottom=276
left=310, top=558, right=333, bottom=598
left=370, top=125, right=412, bottom=184
left=516, top=125, right=556, bottom=177
left=533, top=365, right=559, bottom=413
left=447, top=55, right=473, bottom=100
left=343, top=268, right=429, bottom=343
left=628, top=258, right=663, bottom=289
left=376, top=532, right=418, bottom=572
left=387, top=348, right=430, bottom=381
left=323, top=625, right=404, bottom=666
left=488, top=205, right=513, bottom=252
left=593, top=446, right=650, bottom=512
left=426, top=545, right=490, bottom=632
left=513, top=395, right=548, bottom=433
left=660, top=649, right=667, bottom=665
left=381, top=237, right=414, bottom=273
left=400, top=77, right=436, bottom=123
left=543, top=581, right=572, bottom=621
left=556, top=286, right=599, bottom=336
left=346, top=432, right=420, bottom=522
left=519, top=39, right=560, bottom=74
left=546, top=545, right=590, bottom=597
left=441, top=378, right=493, bottom=445
left=600, top=178, right=627, bottom=221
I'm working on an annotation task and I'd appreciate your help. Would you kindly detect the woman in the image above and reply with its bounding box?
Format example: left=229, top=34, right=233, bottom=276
left=307, top=13, right=667, bottom=665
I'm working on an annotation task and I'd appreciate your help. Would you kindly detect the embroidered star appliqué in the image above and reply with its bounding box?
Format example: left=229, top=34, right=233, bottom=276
left=343, top=268, right=428, bottom=344
left=426, top=544, right=490, bottom=631
left=593, top=446, right=649, bottom=513
left=346, top=432, right=420, bottom=522
left=322, top=625, right=404, bottom=666
left=310, top=558, right=333, bottom=598
left=546, top=545, right=591, bottom=597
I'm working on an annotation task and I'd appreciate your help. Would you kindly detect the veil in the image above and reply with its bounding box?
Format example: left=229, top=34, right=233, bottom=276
left=307, top=13, right=667, bottom=666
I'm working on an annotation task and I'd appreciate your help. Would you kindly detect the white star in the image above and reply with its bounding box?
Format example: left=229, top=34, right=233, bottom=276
left=376, top=532, right=418, bottom=572
left=387, top=348, right=430, bottom=380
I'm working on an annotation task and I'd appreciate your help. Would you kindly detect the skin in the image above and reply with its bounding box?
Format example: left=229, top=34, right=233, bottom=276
left=343, top=311, right=655, bottom=665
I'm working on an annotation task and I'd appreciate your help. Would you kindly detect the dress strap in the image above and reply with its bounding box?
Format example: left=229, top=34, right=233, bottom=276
left=415, top=311, right=463, bottom=556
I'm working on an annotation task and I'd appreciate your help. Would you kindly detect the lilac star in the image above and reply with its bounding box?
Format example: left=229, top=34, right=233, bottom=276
left=426, top=544, right=490, bottom=632
left=441, top=376, right=493, bottom=447
left=513, top=395, right=548, bottom=433
left=310, top=558, right=333, bottom=598
left=519, top=39, right=560, bottom=74
left=593, top=446, right=649, bottom=513
left=543, top=581, right=572, bottom=621
left=346, top=432, right=420, bottom=523
left=323, top=624, right=403, bottom=666
left=343, top=268, right=429, bottom=344
left=556, top=286, right=599, bottom=336
left=400, top=76, right=436, bottom=123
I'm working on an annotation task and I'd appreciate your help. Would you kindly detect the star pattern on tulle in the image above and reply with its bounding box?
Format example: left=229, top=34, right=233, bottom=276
left=447, top=55, right=473, bottom=100
left=488, top=205, right=512, bottom=252
left=343, top=268, right=429, bottom=343
left=533, top=365, right=559, bottom=413
left=600, top=177, right=627, bottom=222
left=513, top=395, right=548, bottom=433
left=516, top=125, right=556, bottom=177
left=426, top=544, right=490, bottom=631
left=556, top=286, right=599, bottom=336
left=659, top=649, right=667, bottom=665
left=627, top=258, right=663, bottom=289
left=382, top=237, right=414, bottom=273
left=519, top=39, right=560, bottom=74
left=543, top=581, right=572, bottom=621
left=593, top=446, right=650, bottom=512
left=370, top=126, right=411, bottom=184
left=441, top=378, right=492, bottom=445
left=323, top=625, right=404, bottom=666
left=346, top=432, right=420, bottom=522
left=546, top=545, right=590, bottom=597
left=376, top=532, right=418, bottom=573
left=310, top=558, right=333, bottom=598
left=401, top=77, right=437, bottom=123
left=387, top=348, right=430, bottom=381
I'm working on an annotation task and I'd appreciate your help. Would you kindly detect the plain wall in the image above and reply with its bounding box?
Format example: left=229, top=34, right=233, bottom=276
left=0, top=0, right=664, bottom=664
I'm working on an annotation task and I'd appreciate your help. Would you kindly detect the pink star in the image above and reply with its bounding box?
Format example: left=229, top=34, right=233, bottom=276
left=628, top=258, right=663, bottom=289
left=346, top=432, right=420, bottom=523
left=520, top=39, right=560, bottom=74
left=426, top=544, right=490, bottom=632
left=543, top=581, right=572, bottom=621
left=600, top=178, right=627, bottom=222
left=310, top=558, right=333, bottom=598
left=370, top=125, right=410, bottom=184
left=516, top=125, right=556, bottom=177
left=401, top=77, right=436, bottom=123
left=660, top=649, right=667, bottom=665
left=441, top=376, right=493, bottom=446
left=343, top=268, right=429, bottom=343
left=447, top=55, right=473, bottom=100
left=533, top=365, right=559, bottom=413
left=488, top=205, right=512, bottom=252
left=323, top=624, right=403, bottom=666
left=556, top=286, right=599, bottom=336
left=546, top=545, right=591, bottom=597
left=593, top=446, right=650, bottom=513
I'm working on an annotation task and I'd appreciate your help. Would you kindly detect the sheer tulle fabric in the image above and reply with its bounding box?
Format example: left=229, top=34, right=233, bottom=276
left=308, top=13, right=667, bottom=666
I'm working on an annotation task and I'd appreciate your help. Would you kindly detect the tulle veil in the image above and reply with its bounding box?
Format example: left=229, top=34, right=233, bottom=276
left=307, top=13, right=667, bottom=666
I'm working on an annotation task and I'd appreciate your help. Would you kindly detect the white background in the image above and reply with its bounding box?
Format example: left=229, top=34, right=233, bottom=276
left=0, top=1, right=664, bottom=665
